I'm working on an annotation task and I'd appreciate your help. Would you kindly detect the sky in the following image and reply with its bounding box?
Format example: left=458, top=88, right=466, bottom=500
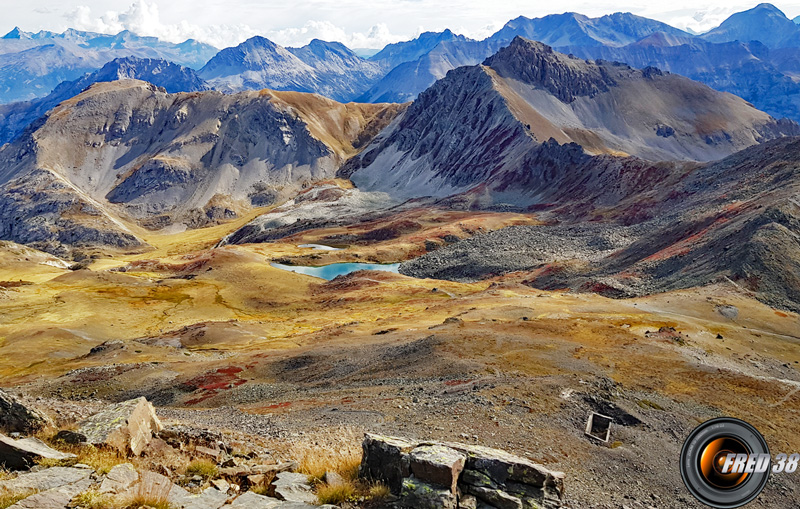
left=3, top=0, right=800, bottom=50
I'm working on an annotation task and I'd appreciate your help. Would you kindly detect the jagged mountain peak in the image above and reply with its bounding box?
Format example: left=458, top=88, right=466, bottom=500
left=369, top=29, right=470, bottom=68
left=346, top=39, right=797, bottom=205
left=490, top=10, right=690, bottom=47
left=483, top=37, right=618, bottom=103
left=2, top=27, right=28, bottom=40
left=290, top=39, right=359, bottom=60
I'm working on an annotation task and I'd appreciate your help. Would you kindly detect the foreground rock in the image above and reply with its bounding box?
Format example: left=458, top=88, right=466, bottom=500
left=99, top=463, right=139, bottom=494
left=0, top=466, right=90, bottom=492
left=361, top=434, right=565, bottom=508
left=0, top=435, right=76, bottom=470
left=8, top=477, right=92, bottom=509
left=0, top=389, right=49, bottom=433
left=77, top=397, right=162, bottom=455
left=270, top=472, right=316, bottom=504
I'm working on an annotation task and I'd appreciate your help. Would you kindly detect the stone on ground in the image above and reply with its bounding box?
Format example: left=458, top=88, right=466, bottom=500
left=270, top=472, right=315, bottom=504
left=0, top=466, right=90, bottom=492
left=122, top=471, right=191, bottom=508
left=77, top=397, right=162, bottom=455
left=53, top=430, right=86, bottom=445
left=226, top=491, right=283, bottom=508
left=323, top=471, right=345, bottom=487
left=8, top=477, right=92, bottom=509
left=180, top=486, right=229, bottom=509
left=99, top=462, right=139, bottom=494
left=359, top=435, right=566, bottom=508
left=0, top=389, right=49, bottom=433
left=0, top=435, right=77, bottom=470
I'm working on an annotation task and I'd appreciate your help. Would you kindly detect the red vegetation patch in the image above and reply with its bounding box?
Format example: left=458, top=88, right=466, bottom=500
left=775, top=311, right=790, bottom=318
left=444, top=379, right=473, bottom=386
left=183, top=366, right=245, bottom=405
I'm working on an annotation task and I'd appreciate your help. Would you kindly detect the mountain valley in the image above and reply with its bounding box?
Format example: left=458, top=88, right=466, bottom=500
left=0, top=4, right=799, bottom=509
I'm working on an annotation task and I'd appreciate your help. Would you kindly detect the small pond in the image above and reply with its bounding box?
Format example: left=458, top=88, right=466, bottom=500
left=270, top=262, right=401, bottom=280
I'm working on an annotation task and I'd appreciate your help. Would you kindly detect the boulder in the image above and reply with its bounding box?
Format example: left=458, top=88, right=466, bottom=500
left=0, top=435, right=76, bottom=470
left=212, top=478, right=230, bottom=492
left=448, top=442, right=565, bottom=504
left=360, top=433, right=415, bottom=494
left=99, top=463, right=139, bottom=494
left=53, top=430, right=86, bottom=445
left=398, top=477, right=458, bottom=509
left=0, top=466, right=90, bottom=492
left=323, top=471, right=345, bottom=487
left=358, top=435, right=566, bottom=508
left=8, top=477, right=92, bottom=509
left=180, top=486, right=229, bottom=509
left=77, top=397, right=162, bottom=455
left=123, top=471, right=192, bottom=508
left=227, top=491, right=283, bottom=509
left=270, top=472, right=315, bottom=504
left=195, top=444, right=222, bottom=460
left=0, top=389, right=49, bottom=433
left=409, top=444, right=466, bottom=494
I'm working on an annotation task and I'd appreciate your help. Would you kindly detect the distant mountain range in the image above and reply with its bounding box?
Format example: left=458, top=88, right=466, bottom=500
left=3, top=3, right=800, bottom=144
left=0, top=57, right=209, bottom=145
left=358, top=4, right=800, bottom=118
left=198, top=37, right=383, bottom=102
left=0, top=27, right=216, bottom=103
left=0, top=79, right=402, bottom=255
left=343, top=37, right=797, bottom=204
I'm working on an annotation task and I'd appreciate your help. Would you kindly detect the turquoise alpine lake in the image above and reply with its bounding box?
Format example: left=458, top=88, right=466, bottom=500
left=270, top=262, right=401, bottom=280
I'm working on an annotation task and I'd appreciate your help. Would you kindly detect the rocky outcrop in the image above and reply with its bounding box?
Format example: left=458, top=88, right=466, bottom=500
left=348, top=37, right=799, bottom=205
left=485, top=37, right=616, bottom=103
left=0, top=435, right=77, bottom=470
left=0, top=56, right=210, bottom=146
left=360, top=434, right=565, bottom=508
left=77, top=397, right=162, bottom=456
left=0, top=389, right=49, bottom=433
left=0, top=79, right=401, bottom=254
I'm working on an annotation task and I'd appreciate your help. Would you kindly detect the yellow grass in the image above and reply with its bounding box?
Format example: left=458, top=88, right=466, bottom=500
left=290, top=427, right=362, bottom=483
left=368, top=482, right=391, bottom=501
left=70, top=489, right=118, bottom=509
left=0, top=489, right=37, bottom=509
left=126, top=473, right=174, bottom=509
left=316, top=482, right=357, bottom=505
left=48, top=443, right=126, bottom=475
left=185, top=459, right=218, bottom=480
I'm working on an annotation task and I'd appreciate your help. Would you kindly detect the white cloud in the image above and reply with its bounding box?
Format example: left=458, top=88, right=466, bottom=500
left=265, top=20, right=406, bottom=49
left=64, top=0, right=407, bottom=49
left=66, top=1, right=260, bottom=48
left=19, top=0, right=800, bottom=52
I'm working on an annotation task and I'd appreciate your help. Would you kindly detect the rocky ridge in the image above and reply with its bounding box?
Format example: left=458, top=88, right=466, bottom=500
left=0, top=80, right=401, bottom=256
left=346, top=37, right=798, bottom=204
